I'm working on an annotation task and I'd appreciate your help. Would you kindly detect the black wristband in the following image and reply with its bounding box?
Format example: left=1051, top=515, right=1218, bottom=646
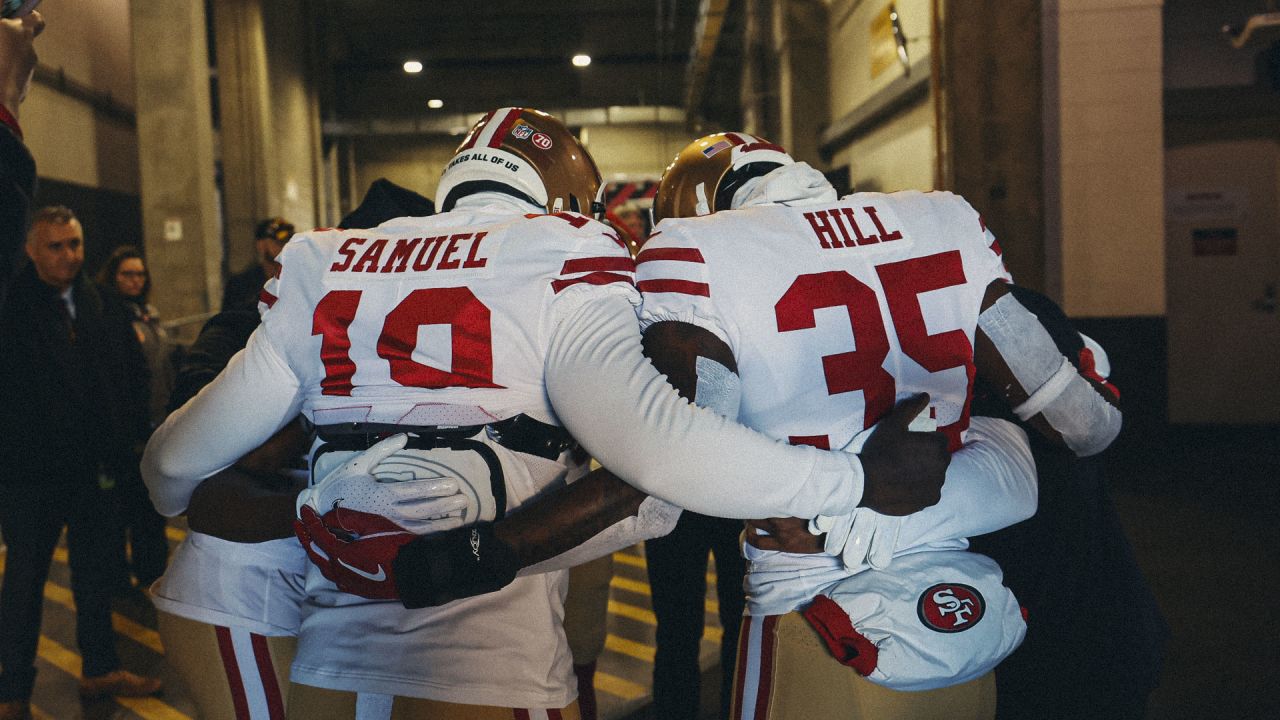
left=393, top=522, right=522, bottom=609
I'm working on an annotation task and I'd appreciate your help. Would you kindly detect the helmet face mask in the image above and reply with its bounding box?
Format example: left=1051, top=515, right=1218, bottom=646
left=437, top=108, right=604, bottom=219
left=653, top=132, right=794, bottom=223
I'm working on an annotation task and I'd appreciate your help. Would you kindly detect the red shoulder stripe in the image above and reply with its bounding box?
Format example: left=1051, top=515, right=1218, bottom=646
left=562, top=256, right=636, bottom=275
left=487, top=107, right=524, bottom=148
left=636, top=247, right=705, bottom=264
left=604, top=231, right=626, bottom=249
left=259, top=288, right=278, bottom=308
left=637, top=279, right=710, bottom=297
left=552, top=272, right=636, bottom=294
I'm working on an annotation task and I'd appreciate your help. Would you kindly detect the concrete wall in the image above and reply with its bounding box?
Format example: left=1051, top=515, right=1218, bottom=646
left=262, top=0, right=324, bottom=230
left=1053, top=0, right=1164, bottom=317
left=826, top=0, right=937, bottom=192
left=22, top=0, right=138, bottom=195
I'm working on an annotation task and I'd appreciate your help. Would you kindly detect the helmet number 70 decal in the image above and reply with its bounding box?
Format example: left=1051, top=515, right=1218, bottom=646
left=312, top=287, right=503, bottom=395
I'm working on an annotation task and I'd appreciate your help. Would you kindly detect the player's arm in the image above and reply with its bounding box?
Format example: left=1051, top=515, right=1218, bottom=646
left=183, top=418, right=309, bottom=542
left=141, top=327, right=303, bottom=517
left=974, top=280, right=1121, bottom=456
left=546, top=293, right=952, bottom=519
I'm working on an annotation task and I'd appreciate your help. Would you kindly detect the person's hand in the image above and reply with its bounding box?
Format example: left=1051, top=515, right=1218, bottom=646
left=856, top=393, right=949, bottom=516
left=296, top=434, right=472, bottom=535
left=745, top=517, right=824, bottom=553
left=0, top=10, right=44, bottom=118
left=296, top=504, right=416, bottom=600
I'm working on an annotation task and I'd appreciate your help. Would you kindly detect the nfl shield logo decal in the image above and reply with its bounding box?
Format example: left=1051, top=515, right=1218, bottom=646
left=917, top=583, right=985, bottom=633
left=511, top=123, right=534, bottom=140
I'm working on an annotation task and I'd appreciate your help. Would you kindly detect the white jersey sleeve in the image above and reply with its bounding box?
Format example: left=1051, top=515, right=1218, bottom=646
left=634, top=227, right=731, bottom=346
left=141, top=327, right=302, bottom=517
left=546, top=293, right=865, bottom=519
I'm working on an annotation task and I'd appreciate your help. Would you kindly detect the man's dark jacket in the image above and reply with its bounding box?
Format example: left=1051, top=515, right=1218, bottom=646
left=0, top=123, right=35, bottom=313
left=0, top=264, right=146, bottom=481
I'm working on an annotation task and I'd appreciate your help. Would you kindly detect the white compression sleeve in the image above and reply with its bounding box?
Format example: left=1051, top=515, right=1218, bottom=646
left=520, top=352, right=745, bottom=575
left=820, top=417, right=1036, bottom=570
left=142, top=328, right=303, bottom=517
left=978, top=293, right=1122, bottom=457
left=892, top=416, right=1037, bottom=549
left=545, top=294, right=864, bottom=519
left=517, top=496, right=683, bottom=576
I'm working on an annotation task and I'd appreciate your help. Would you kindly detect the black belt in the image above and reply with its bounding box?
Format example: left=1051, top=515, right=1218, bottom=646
left=311, top=413, right=575, bottom=461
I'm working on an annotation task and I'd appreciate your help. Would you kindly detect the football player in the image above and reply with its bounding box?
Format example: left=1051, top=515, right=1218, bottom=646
left=149, top=180, right=439, bottom=720
left=143, top=110, right=951, bottom=719
left=329, top=133, right=1122, bottom=719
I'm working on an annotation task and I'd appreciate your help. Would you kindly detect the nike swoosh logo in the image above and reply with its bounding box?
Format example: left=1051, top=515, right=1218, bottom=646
left=337, top=559, right=386, bottom=582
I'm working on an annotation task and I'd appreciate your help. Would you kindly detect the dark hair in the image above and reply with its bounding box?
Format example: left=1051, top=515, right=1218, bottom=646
left=97, top=245, right=151, bottom=301
left=26, top=205, right=79, bottom=242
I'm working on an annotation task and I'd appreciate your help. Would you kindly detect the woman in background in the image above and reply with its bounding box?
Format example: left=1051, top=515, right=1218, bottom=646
left=97, top=246, right=173, bottom=591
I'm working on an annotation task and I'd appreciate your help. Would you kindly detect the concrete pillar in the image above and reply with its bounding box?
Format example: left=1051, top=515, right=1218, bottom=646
left=130, top=0, right=221, bottom=320
left=943, top=0, right=1045, bottom=292
left=773, top=0, right=830, bottom=168
left=213, top=0, right=275, bottom=276
left=261, top=0, right=325, bottom=229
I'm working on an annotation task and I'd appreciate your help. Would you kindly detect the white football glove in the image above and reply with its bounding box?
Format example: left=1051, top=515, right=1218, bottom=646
left=296, top=434, right=472, bottom=536
left=808, top=405, right=931, bottom=571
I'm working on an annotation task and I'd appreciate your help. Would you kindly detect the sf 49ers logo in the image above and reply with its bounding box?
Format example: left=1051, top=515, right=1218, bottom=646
left=917, top=583, right=985, bottom=633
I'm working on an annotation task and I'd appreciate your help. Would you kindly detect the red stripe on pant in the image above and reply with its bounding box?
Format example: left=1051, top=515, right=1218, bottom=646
left=214, top=626, right=252, bottom=719
left=250, top=633, right=286, bottom=719
left=753, top=616, right=779, bottom=720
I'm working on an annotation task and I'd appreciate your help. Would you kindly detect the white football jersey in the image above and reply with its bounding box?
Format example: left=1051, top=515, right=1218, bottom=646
left=261, top=203, right=637, bottom=429
left=637, top=190, right=1009, bottom=453
left=267, top=198, right=638, bottom=705
left=638, top=190, right=1017, bottom=620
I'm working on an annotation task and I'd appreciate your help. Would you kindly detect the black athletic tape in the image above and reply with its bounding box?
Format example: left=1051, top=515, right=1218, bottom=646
left=393, top=522, right=522, bottom=609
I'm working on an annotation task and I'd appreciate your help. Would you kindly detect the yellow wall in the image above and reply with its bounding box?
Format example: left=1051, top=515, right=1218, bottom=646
left=827, top=0, right=936, bottom=192
left=1055, top=0, right=1165, bottom=316
left=21, top=0, right=139, bottom=194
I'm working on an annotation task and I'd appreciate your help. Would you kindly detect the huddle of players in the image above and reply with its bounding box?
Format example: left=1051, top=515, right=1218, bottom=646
left=142, top=108, right=1121, bottom=720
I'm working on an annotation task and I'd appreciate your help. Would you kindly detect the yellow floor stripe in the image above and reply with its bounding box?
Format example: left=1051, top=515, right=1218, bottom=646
left=607, top=601, right=723, bottom=641
left=608, top=599, right=657, bottom=625
left=36, top=636, right=190, bottom=720
left=612, top=551, right=646, bottom=569
left=593, top=670, right=647, bottom=701
left=609, top=576, right=720, bottom=614
left=41, top=581, right=164, bottom=654
left=604, top=633, right=655, bottom=662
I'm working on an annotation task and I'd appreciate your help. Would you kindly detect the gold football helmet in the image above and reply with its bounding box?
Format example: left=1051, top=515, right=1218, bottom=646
left=436, top=107, right=604, bottom=217
left=652, top=132, right=794, bottom=223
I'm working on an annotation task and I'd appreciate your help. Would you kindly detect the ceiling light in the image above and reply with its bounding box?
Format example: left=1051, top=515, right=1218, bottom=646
left=403, top=60, right=423, bottom=74
left=572, top=54, right=591, bottom=67
left=427, top=98, right=444, bottom=109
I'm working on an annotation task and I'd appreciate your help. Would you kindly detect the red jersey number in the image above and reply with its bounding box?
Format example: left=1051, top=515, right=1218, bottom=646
left=776, top=251, right=972, bottom=450
left=312, top=287, right=502, bottom=396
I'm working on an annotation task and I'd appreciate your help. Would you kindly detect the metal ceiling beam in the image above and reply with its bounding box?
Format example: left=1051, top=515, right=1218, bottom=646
left=684, top=0, right=732, bottom=124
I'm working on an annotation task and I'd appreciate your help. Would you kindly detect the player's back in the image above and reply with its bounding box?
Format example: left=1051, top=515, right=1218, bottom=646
left=262, top=203, right=634, bottom=432
left=638, top=190, right=1008, bottom=452
left=278, top=201, right=637, bottom=705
